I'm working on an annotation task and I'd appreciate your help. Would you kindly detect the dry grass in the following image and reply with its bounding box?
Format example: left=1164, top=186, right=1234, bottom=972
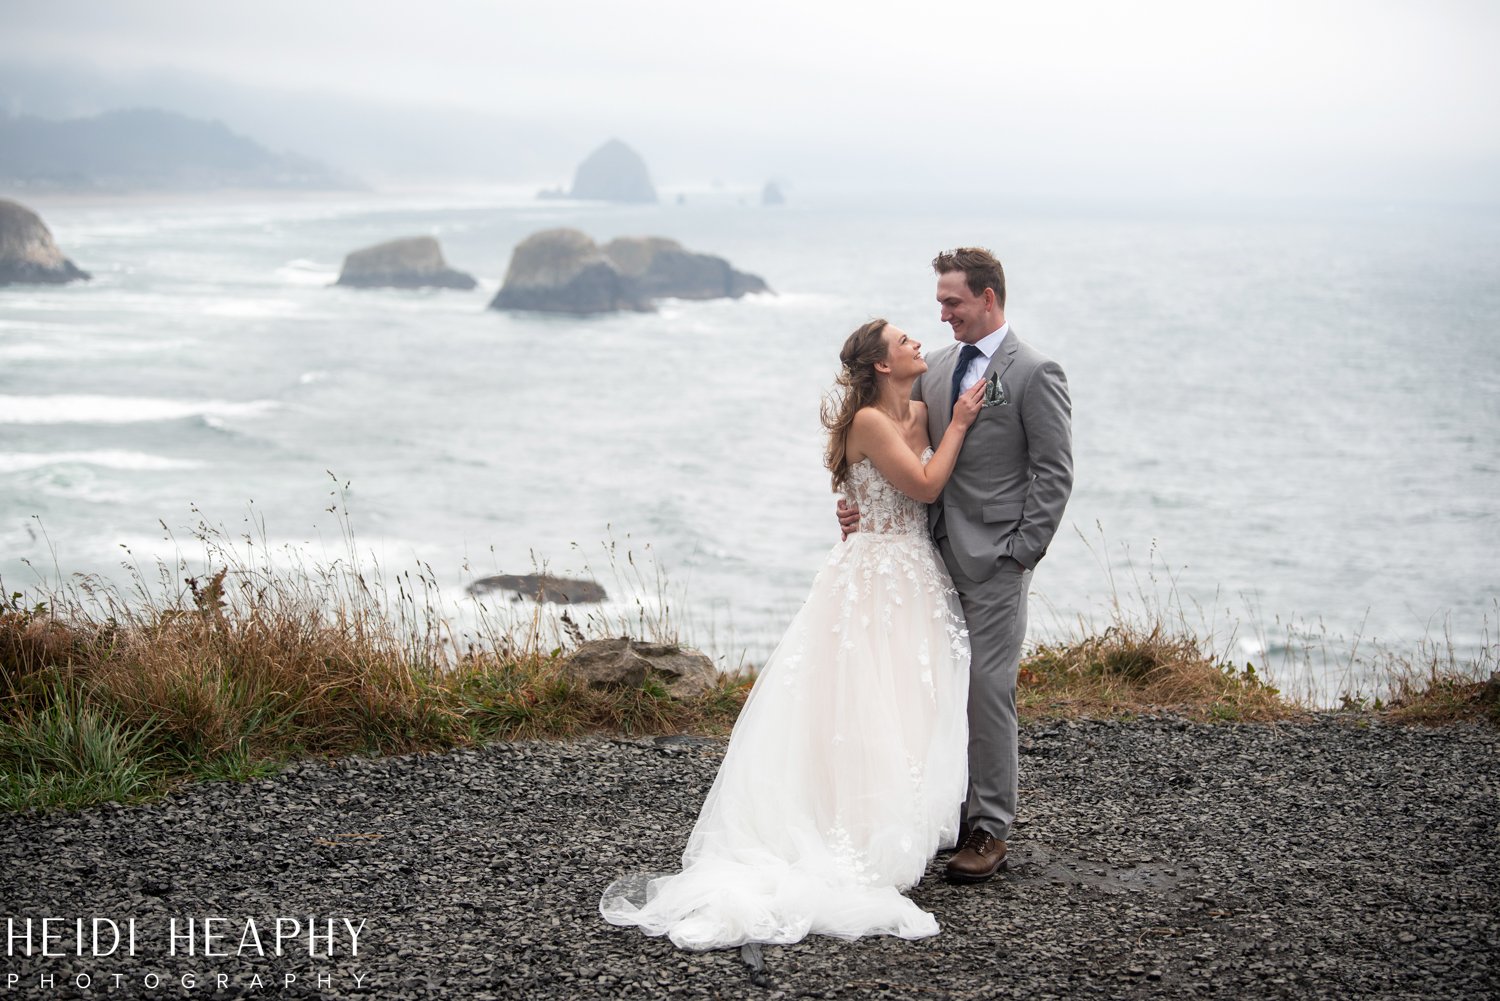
left=0, top=578, right=753, bottom=812
left=1383, top=671, right=1500, bottom=724
left=1016, top=529, right=1297, bottom=722
left=0, top=489, right=751, bottom=811
left=1018, top=621, right=1293, bottom=723
left=2, top=501, right=1491, bottom=812
left=1023, top=528, right=1497, bottom=725
left=1357, top=629, right=1500, bottom=725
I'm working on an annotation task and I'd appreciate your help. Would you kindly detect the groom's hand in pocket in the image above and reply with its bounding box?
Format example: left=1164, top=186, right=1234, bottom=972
left=837, top=499, right=860, bottom=540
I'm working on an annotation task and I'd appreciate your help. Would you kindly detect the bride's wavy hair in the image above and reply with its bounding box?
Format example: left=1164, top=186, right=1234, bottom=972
left=821, top=318, right=890, bottom=491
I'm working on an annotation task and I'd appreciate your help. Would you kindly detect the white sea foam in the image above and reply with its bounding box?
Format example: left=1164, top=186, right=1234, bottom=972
left=22, top=469, right=131, bottom=505
left=0, top=450, right=205, bottom=473
left=752, top=291, right=826, bottom=307
left=200, top=298, right=302, bottom=318
left=0, top=298, right=83, bottom=312
left=0, top=395, right=278, bottom=425
left=0, top=320, right=121, bottom=334
left=276, top=259, right=339, bottom=286
left=1236, top=636, right=1266, bottom=658
left=0, top=337, right=196, bottom=363
left=0, top=344, right=80, bottom=363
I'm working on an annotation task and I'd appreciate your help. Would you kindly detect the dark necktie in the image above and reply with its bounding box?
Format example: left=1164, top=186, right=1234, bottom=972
left=950, top=344, right=983, bottom=414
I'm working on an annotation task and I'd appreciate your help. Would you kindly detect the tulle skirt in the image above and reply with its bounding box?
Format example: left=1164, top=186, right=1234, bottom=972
left=600, top=531, right=970, bottom=950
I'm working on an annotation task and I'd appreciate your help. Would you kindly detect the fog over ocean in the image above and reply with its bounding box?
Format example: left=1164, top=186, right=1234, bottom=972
left=2, top=188, right=1496, bottom=701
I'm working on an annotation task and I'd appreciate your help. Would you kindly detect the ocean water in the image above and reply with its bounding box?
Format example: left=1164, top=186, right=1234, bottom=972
left=2, top=187, right=1497, bottom=700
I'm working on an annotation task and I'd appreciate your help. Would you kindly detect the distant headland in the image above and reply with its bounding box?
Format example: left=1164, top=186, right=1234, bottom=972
left=0, top=108, right=355, bottom=193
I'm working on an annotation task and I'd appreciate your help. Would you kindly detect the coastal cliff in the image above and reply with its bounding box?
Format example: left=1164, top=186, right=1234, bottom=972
left=0, top=108, right=350, bottom=191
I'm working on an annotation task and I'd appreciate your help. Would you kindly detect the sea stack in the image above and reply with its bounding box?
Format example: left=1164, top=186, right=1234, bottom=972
left=489, top=228, right=651, bottom=314
left=761, top=182, right=785, bottom=206
left=568, top=139, right=658, bottom=203
left=603, top=236, right=769, bottom=299
left=0, top=199, right=90, bottom=286
left=334, top=236, right=476, bottom=290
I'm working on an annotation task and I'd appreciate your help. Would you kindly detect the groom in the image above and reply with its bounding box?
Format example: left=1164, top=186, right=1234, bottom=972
left=840, top=247, right=1072, bottom=883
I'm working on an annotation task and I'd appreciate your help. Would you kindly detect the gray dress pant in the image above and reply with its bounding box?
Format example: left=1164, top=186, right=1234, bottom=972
left=939, top=537, right=1031, bottom=842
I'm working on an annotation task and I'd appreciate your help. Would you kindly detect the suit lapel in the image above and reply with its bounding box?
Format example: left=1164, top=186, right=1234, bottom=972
left=939, top=343, right=967, bottom=421
left=936, top=328, right=1018, bottom=429
left=982, top=328, right=1020, bottom=385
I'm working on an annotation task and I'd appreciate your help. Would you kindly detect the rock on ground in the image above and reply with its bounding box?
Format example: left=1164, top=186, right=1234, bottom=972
left=559, top=638, right=718, bottom=699
left=3, top=718, right=1495, bottom=999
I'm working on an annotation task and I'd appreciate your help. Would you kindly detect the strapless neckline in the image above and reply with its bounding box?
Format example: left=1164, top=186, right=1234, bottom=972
left=850, top=445, right=934, bottom=471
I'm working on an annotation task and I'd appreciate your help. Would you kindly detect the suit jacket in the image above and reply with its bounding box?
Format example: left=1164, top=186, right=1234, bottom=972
left=913, top=328, right=1073, bottom=582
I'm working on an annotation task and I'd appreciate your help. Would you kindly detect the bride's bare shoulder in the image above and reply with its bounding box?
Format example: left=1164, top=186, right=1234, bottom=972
left=847, top=406, right=896, bottom=464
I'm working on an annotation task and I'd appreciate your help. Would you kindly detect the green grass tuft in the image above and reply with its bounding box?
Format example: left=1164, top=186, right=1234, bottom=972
left=0, top=681, right=165, bottom=810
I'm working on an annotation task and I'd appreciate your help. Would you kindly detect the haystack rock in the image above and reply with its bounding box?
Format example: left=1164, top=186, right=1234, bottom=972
left=0, top=199, right=90, bottom=286
left=334, top=236, right=476, bottom=290
left=761, top=182, right=785, bottom=206
left=568, top=139, right=657, bottom=203
left=489, top=228, right=650, bottom=314
left=603, top=236, right=769, bottom=300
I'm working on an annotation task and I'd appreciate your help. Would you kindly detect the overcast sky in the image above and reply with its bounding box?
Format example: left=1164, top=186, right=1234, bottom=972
left=3, top=0, right=1497, bottom=199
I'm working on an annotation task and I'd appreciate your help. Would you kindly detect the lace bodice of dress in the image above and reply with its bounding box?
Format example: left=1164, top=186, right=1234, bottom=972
left=845, top=447, right=933, bottom=537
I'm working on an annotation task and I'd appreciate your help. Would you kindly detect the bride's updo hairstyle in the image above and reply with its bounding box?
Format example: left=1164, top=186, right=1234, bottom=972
left=822, top=318, right=889, bottom=491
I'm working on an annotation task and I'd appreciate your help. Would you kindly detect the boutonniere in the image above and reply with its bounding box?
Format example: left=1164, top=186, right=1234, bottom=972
left=981, top=372, right=1008, bottom=408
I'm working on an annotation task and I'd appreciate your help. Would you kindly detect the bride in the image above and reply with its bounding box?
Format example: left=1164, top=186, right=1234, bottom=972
left=600, top=319, right=986, bottom=950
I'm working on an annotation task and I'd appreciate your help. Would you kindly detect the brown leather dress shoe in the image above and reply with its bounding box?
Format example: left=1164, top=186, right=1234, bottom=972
left=945, top=827, right=1007, bottom=883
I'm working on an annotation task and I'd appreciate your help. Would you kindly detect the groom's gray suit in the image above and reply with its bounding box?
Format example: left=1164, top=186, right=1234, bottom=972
left=913, top=328, right=1072, bottom=842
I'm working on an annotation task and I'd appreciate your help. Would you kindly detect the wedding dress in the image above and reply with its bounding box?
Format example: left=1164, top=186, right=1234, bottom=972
left=600, top=449, right=971, bottom=950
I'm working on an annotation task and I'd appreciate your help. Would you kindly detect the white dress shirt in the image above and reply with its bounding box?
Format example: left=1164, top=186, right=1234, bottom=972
left=957, top=323, right=1010, bottom=393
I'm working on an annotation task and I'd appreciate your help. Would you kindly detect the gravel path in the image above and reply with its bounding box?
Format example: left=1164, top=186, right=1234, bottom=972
left=3, top=717, right=1497, bottom=999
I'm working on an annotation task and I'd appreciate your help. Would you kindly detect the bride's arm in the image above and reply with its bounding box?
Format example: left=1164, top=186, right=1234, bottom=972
left=847, top=383, right=984, bottom=504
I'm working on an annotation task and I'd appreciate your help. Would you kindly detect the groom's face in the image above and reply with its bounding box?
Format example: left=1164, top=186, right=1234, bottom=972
left=936, top=271, right=990, bottom=345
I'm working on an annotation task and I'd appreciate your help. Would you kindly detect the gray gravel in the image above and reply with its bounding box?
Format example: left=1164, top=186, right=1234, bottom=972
left=3, top=717, right=1497, bottom=999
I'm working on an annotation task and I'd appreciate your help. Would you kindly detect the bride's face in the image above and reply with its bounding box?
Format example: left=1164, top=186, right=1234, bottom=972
left=879, top=325, right=927, bottom=379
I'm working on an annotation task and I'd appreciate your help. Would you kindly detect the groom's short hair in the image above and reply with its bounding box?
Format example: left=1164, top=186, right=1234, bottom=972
left=932, top=248, right=1005, bottom=309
